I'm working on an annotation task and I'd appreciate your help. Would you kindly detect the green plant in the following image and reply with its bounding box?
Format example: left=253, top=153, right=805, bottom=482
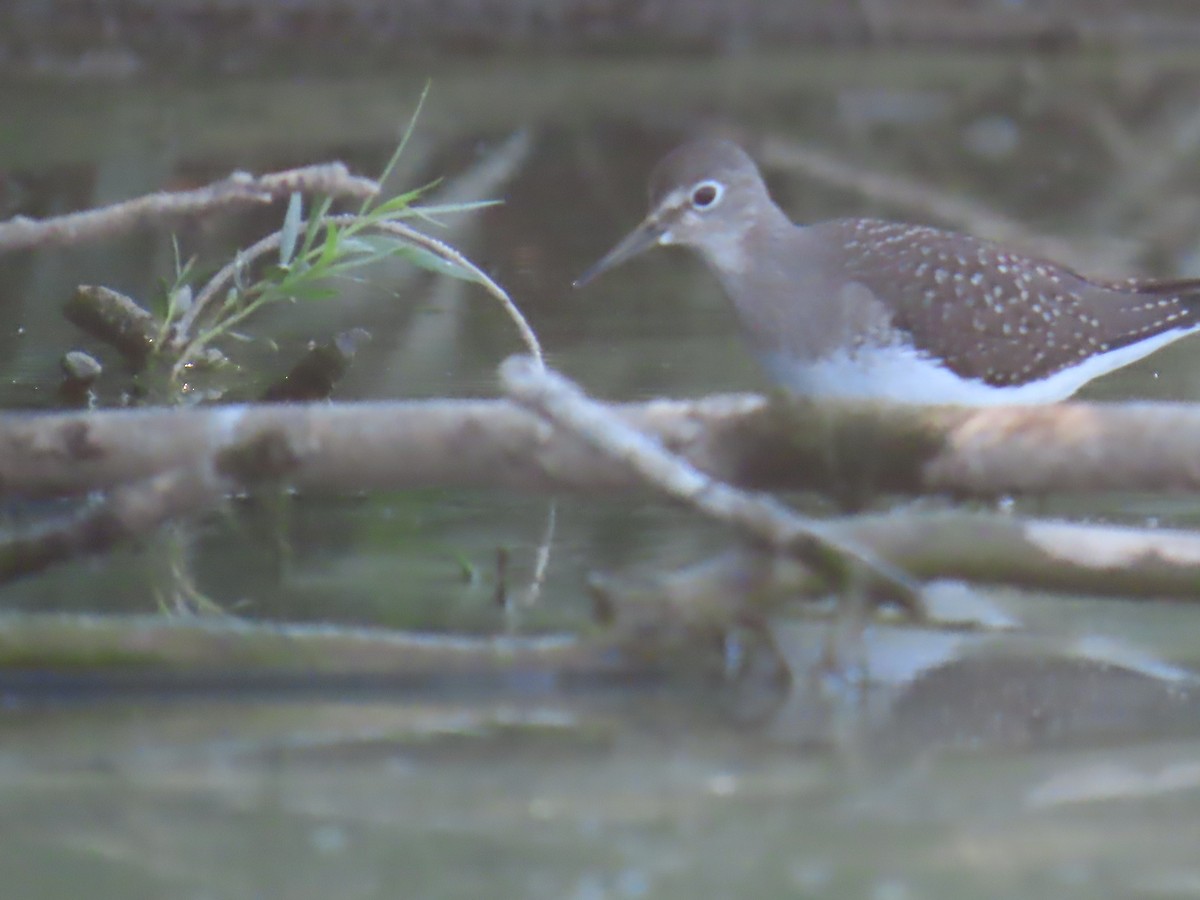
left=161, top=85, right=540, bottom=385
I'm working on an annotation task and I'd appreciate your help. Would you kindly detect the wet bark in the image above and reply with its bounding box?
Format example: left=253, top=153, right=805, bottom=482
left=5, top=381, right=1200, bottom=502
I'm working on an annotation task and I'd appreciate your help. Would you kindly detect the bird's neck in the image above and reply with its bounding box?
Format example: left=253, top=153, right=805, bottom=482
left=693, top=202, right=792, bottom=288
left=703, top=215, right=861, bottom=364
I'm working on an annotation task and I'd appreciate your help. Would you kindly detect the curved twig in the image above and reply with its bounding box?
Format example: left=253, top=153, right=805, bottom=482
left=171, top=214, right=542, bottom=376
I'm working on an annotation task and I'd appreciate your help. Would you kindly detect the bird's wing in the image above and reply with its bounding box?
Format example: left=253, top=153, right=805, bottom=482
left=828, top=219, right=1199, bottom=386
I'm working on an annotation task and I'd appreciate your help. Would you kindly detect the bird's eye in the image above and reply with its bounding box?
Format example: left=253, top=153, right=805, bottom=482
left=690, top=181, right=722, bottom=210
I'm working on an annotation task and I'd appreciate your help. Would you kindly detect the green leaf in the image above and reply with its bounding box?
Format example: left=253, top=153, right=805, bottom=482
left=338, top=236, right=380, bottom=257
left=285, top=282, right=338, bottom=303
left=167, top=284, right=193, bottom=322
left=362, top=178, right=446, bottom=225
left=316, top=221, right=343, bottom=268
left=394, top=243, right=479, bottom=282
left=365, top=80, right=432, bottom=215
left=259, top=263, right=290, bottom=282
left=279, top=192, right=303, bottom=265
left=302, top=195, right=334, bottom=253
left=416, top=198, right=503, bottom=217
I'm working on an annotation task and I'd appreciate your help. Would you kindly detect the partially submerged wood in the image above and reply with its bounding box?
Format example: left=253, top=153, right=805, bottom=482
left=5, top=387, right=1200, bottom=501
left=0, top=613, right=672, bottom=684
left=594, top=512, right=1200, bottom=610
left=838, top=512, right=1200, bottom=598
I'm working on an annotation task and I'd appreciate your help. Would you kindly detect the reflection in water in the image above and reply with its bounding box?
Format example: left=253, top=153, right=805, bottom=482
left=3, top=619, right=1200, bottom=900
left=734, top=617, right=1200, bottom=757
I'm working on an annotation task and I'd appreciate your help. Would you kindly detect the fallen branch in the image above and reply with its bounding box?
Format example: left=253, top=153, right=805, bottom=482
left=6, top=391, right=1200, bottom=503
left=10, top=393, right=1200, bottom=598
left=837, top=512, right=1200, bottom=598
left=594, top=511, right=1200, bottom=618
left=0, top=163, right=378, bottom=253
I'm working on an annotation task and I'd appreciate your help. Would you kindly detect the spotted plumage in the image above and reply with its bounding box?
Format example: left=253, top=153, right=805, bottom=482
left=824, top=218, right=1200, bottom=387
left=576, top=138, right=1200, bottom=404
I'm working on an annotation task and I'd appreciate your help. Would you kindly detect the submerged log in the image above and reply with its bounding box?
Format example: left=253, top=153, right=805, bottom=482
left=3, top=385, right=1200, bottom=501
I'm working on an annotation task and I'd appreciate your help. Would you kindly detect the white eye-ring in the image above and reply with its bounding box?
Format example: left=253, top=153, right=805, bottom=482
left=689, top=180, right=724, bottom=210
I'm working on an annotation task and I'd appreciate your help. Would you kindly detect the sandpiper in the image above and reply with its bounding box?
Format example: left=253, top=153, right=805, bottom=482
left=576, top=139, right=1200, bottom=404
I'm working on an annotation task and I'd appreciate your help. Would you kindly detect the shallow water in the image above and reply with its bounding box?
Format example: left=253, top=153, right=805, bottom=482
left=4, top=47, right=1200, bottom=899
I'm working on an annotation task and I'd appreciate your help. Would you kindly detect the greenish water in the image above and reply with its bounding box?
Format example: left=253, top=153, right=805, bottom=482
left=4, top=48, right=1200, bottom=899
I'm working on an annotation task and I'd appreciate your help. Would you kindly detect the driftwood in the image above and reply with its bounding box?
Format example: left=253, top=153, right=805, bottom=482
left=5, top=377, right=1200, bottom=502
left=598, top=512, right=1200, bottom=611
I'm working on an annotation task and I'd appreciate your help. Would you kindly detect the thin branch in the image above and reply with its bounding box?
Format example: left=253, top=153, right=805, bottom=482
left=0, top=163, right=378, bottom=254
left=365, top=217, right=544, bottom=366
left=172, top=213, right=541, bottom=372
left=0, top=465, right=223, bottom=585
left=169, top=228, right=283, bottom=348
left=838, top=511, right=1200, bottom=599
left=518, top=500, right=558, bottom=610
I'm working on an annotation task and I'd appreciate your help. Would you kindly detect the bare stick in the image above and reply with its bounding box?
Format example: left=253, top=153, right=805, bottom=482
left=170, top=229, right=283, bottom=344
left=0, top=164, right=378, bottom=254
left=838, top=511, right=1200, bottom=599
left=499, top=356, right=924, bottom=613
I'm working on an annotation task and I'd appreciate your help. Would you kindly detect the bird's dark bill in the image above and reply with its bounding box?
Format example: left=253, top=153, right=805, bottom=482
left=573, top=219, right=665, bottom=288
